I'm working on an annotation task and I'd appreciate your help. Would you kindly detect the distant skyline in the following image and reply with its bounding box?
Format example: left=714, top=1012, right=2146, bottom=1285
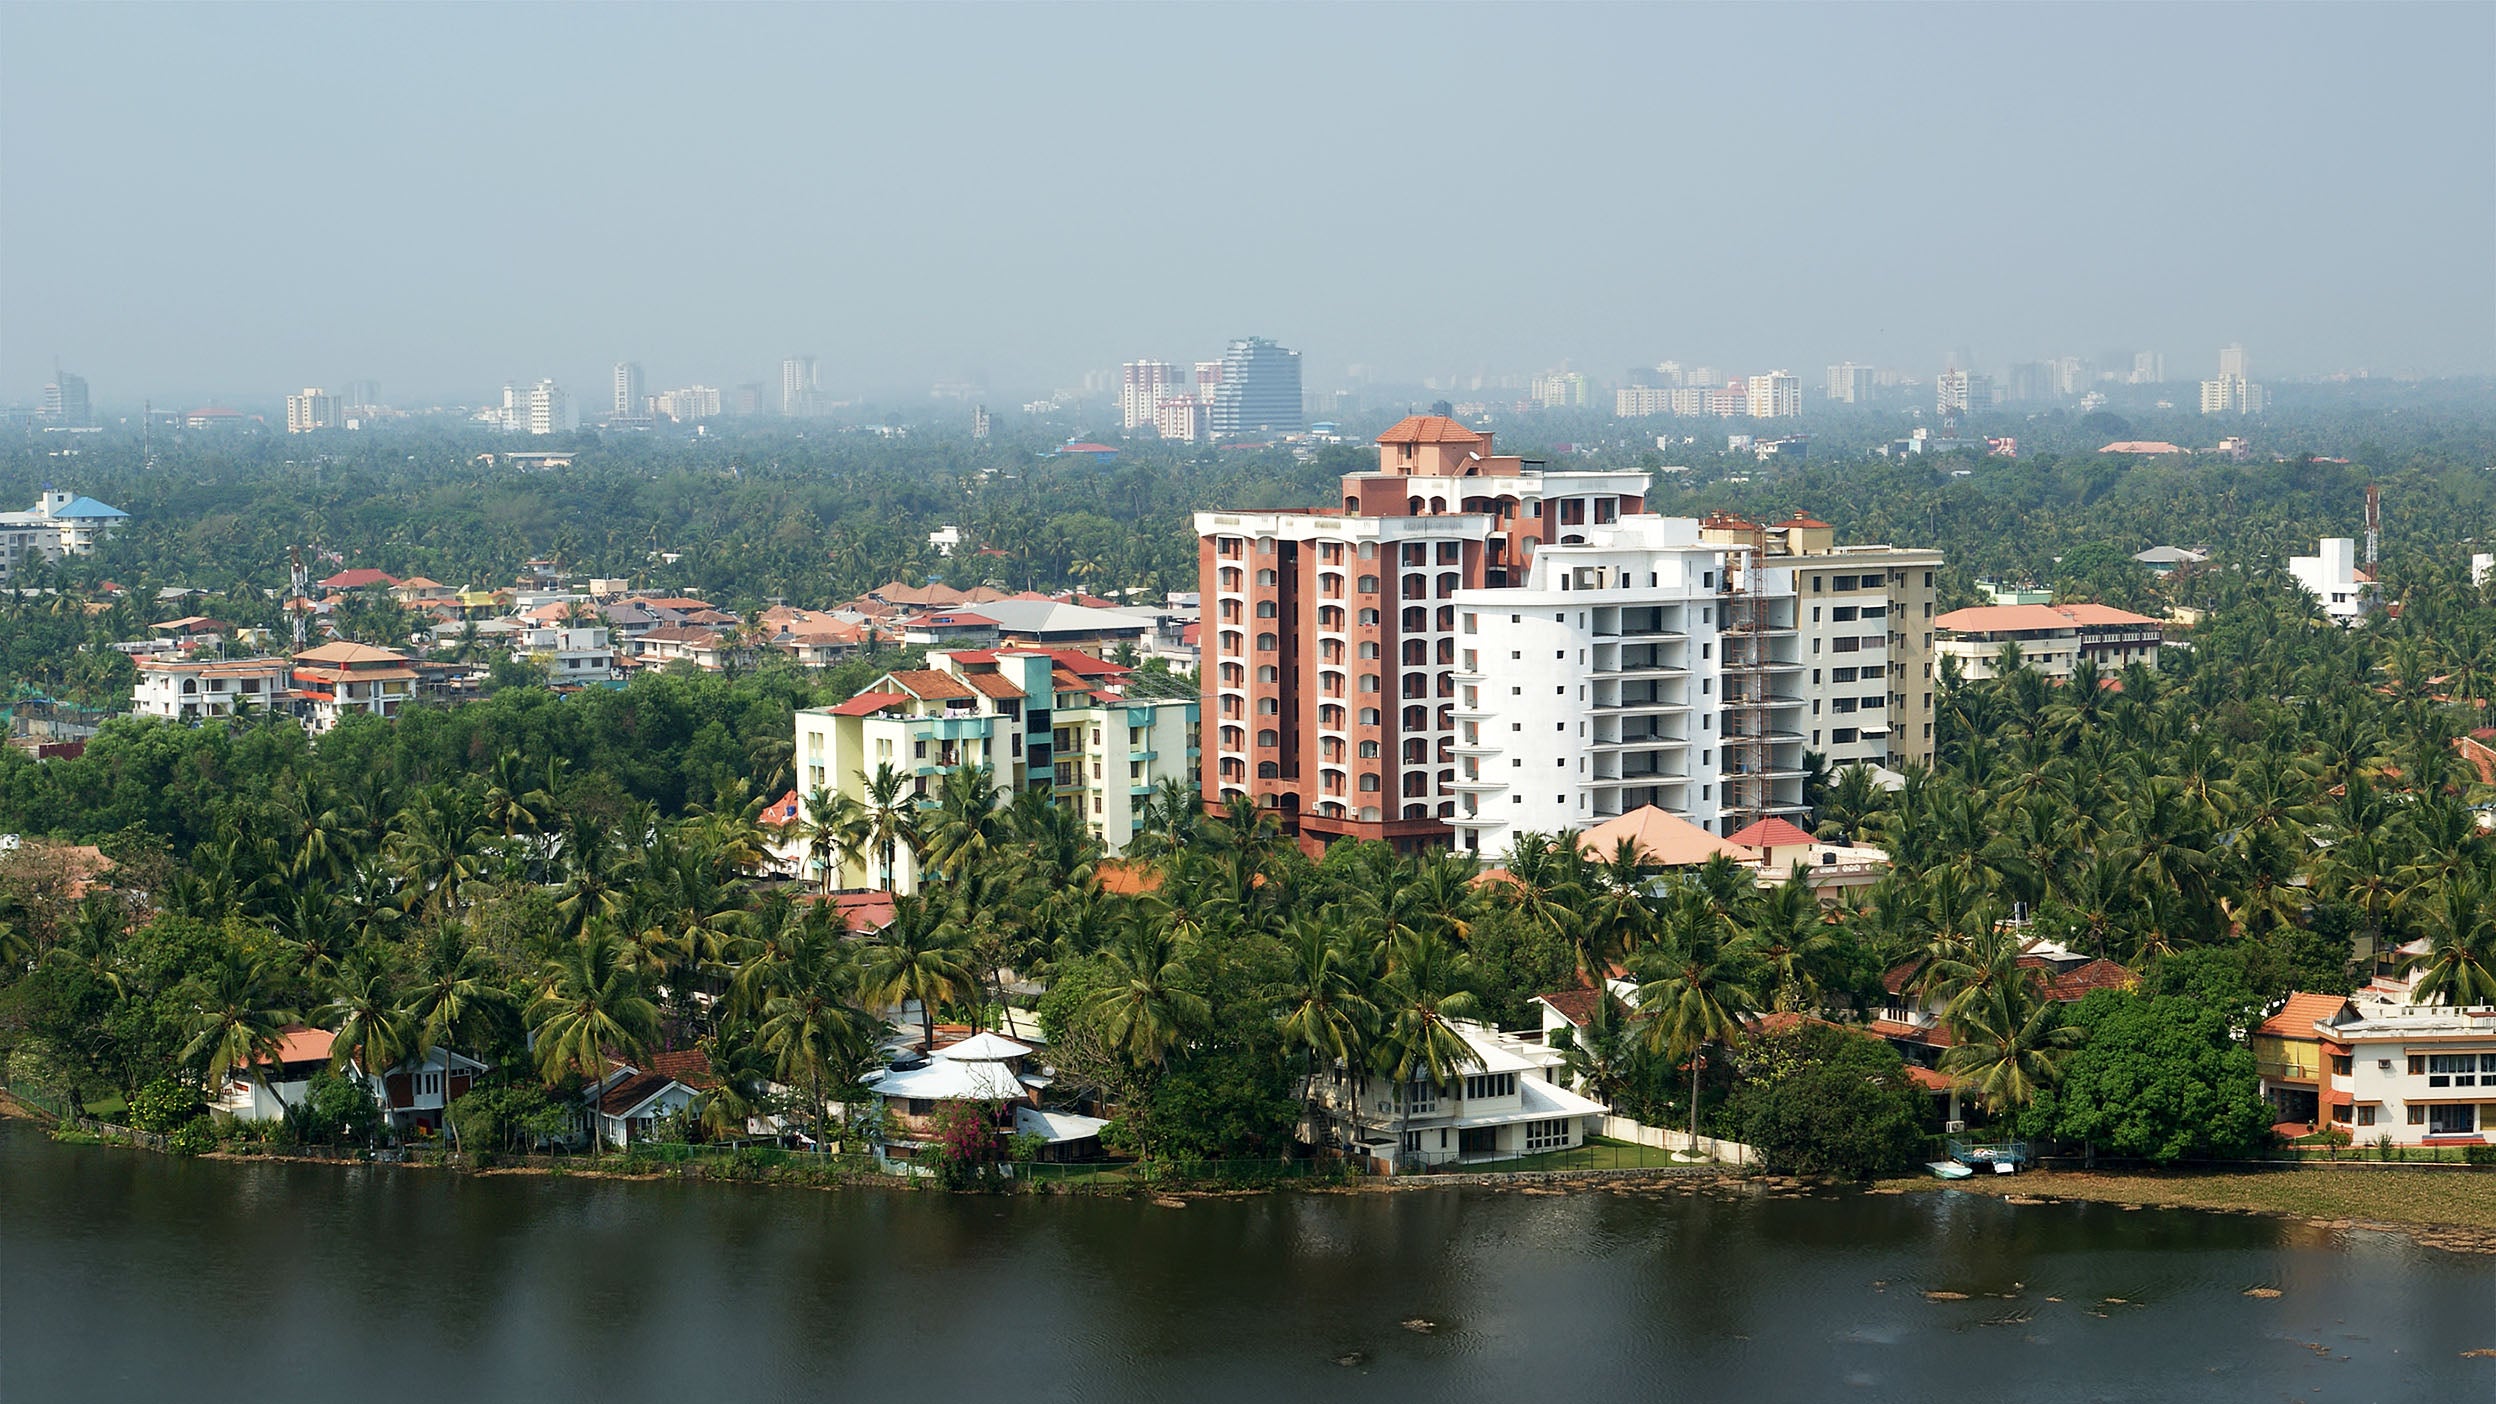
left=4, top=4, right=2491, bottom=407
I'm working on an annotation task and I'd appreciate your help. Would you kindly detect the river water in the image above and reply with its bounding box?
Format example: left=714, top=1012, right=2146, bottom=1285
left=3, top=1123, right=2488, bottom=1403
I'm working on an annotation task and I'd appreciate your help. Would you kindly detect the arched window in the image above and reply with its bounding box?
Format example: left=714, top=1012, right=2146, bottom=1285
left=1359, top=675, right=1381, bottom=693
left=1256, top=632, right=1277, bottom=651
left=1402, top=773, right=1428, bottom=798
left=1256, top=568, right=1277, bottom=586
left=1401, top=640, right=1427, bottom=666
left=1255, top=600, right=1278, bottom=618
left=1257, top=665, right=1279, bottom=683
left=1402, top=606, right=1428, bottom=632
left=1359, top=708, right=1381, bottom=727
left=1358, top=773, right=1382, bottom=792
left=1358, top=609, right=1381, bottom=627
left=1217, top=568, right=1243, bottom=591
left=1319, top=704, right=1346, bottom=729
left=1219, top=630, right=1243, bottom=654
left=1402, top=705, right=1427, bottom=731
left=1256, top=761, right=1280, bottom=779
left=1358, top=739, right=1381, bottom=758
left=1256, top=729, right=1279, bottom=748
left=1357, top=575, right=1379, bottom=594
left=1256, top=697, right=1279, bottom=714
left=1402, top=575, right=1428, bottom=600
left=1219, top=725, right=1245, bottom=749
left=1403, top=738, right=1428, bottom=764
left=1318, top=606, right=1345, bottom=631
left=1218, top=663, right=1243, bottom=686
left=1436, top=572, right=1458, bottom=598
left=1320, top=639, right=1344, bottom=664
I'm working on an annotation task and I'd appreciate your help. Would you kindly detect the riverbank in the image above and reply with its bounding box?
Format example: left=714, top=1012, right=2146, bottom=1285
left=1889, top=1166, right=2496, bottom=1255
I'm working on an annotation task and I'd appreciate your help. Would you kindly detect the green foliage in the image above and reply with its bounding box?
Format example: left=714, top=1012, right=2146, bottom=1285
left=1727, top=1024, right=1926, bottom=1180
left=2039, top=989, right=2271, bottom=1163
left=127, top=1077, right=202, bottom=1134
left=167, top=1116, right=219, bottom=1157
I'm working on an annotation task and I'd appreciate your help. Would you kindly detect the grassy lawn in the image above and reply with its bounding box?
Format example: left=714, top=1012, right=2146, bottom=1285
left=1936, top=1167, right=2496, bottom=1233
left=1437, top=1137, right=1710, bottom=1175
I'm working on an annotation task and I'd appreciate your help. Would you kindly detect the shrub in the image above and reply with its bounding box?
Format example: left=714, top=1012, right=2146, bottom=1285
left=128, top=1077, right=203, bottom=1135
left=1727, top=1024, right=1925, bottom=1181
left=168, top=1116, right=219, bottom=1157
left=2463, top=1144, right=2495, bottom=1167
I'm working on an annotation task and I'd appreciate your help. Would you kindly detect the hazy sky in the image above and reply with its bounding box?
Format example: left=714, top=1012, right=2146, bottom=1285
left=5, top=3, right=2491, bottom=407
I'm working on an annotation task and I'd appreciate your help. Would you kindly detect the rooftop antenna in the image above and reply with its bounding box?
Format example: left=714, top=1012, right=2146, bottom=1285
left=2364, top=483, right=2380, bottom=569
left=288, top=547, right=310, bottom=649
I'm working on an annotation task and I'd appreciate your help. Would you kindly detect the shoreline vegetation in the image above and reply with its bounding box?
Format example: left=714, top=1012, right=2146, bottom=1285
left=15, top=1097, right=2490, bottom=1257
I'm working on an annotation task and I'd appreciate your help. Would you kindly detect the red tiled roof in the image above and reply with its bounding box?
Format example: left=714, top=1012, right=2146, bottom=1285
left=1375, top=414, right=1485, bottom=446
left=1535, top=983, right=1603, bottom=1028
left=962, top=673, right=1025, bottom=700
left=884, top=668, right=976, bottom=701
left=827, top=690, right=909, bottom=717
left=827, top=889, right=897, bottom=932
left=1098, top=859, right=1164, bottom=897
left=2257, top=992, right=2347, bottom=1040
left=1935, top=603, right=2161, bottom=633
left=762, top=790, right=802, bottom=828
left=596, top=1070, right=682, bottom=1116
left=254, top=1026, right=336, bottom=1067
left=1776, top=512, right=1833, bottom=529
left=1904, top=1065, right=1960, bottom=1091
left=644, top=1049, right=716, bottom=1090
left=1725, top=818, right=1818, bottom=850
left=1866, top=1017, right=1953, bottom=1047
left=317, top=568, right=400, bottom=590
left=2041, top=958, right=2136, bottom=1001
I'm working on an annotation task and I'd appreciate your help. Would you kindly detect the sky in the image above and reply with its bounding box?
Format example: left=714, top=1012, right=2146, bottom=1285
left=4, top=3, right=2491, bottom=408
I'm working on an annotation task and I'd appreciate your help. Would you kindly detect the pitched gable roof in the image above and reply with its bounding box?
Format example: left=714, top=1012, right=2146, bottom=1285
left=827, top=690, right=909, bottom=717
left=1725, top=818, right=1818, bottom=849
left=1577, top=806, right=1754, bottom=867
left=883, top=668, right=976, bottom=701
left=1376, top=414, right=1485, bottom=446
left=2257, top=992, right=2347, bottom=1040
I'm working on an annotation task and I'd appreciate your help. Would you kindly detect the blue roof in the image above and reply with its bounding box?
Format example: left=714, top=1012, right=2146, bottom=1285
left=52, top=497, right=128, bottom=519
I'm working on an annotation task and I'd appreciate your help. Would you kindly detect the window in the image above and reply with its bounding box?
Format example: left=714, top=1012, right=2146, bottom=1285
left=1256, top=632, right=1277, bottom=651
left=2428, top=1104, right=2478, bottom=1135
left=1358, top=575, right=1379, bottom=594
left=2424, top=1053, right=2488, bottom=1088
left=1524, top=1118, right=1570, bottom=1152
left=1832, top=728, right=1859, bottom=744
left=2355, top=1105, right=2376, bottom=1127
left=1462, top=1072, right=1517, bottom=1101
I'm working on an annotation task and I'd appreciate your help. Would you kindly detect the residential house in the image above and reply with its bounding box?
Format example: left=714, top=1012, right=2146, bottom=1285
left=132, top=656, right=292, bottom=721
left=1306, top=1019, right=1607, bottom=1170
left=2288, top=539, right=2379, bottom=627
left=1721, top=817, right=1890, bottom=900
left=373, top=1047, right=490, bottom=1135
left=1871, top=937, right=2136, bottom=1068
left=0, top=490, right=129, bottom=582
left=632, top=625, right=730, bottom=671
left=288, top=642, right=418, bottom=732
left=588, top=1050, right=715, bottom=1149
left=316, top=567, right=401, bottom=595
left=515, top=623, right=620, bottom=687
left=2255, top=976, right=2496, bottom=1145
left=211, top=1027, right=340, bottom=1121
left=862, top=1030, right=1108, bottom=1162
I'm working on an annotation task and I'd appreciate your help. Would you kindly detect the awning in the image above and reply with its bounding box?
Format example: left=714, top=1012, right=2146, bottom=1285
left=1013, top=1106, right=1109, bottom=1144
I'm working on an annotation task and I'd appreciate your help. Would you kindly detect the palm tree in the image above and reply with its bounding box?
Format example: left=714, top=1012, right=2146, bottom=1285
left=180, top=949, right=296, bottom=1112
left=1556, top=986, right=1638, bottom=1107
left=858, top=896, right=977, bottom=1051
left=1084, top=923, right=1208, bottom=1073
left=1370, top=929, right=1483, bottom=1170
left=1276, top=917, right=1374, bottom=1150
left=2404, top=870, right=2496, bottom=1008
left=751, top=927, right=876, bottom=1145
left=799, top=786, right=868, bottom=895
left=919, top=762, right=1002, bottom=884
left=1938, top=969, right=2079, bottom=1118
left=317, top=948, right=414, bottom=1113
left=860, top=762, right=919, bottom=892
left=527, top=929, right=660, bottom=1155
left=1632, top=885, right=1760, bottom=1157
left=400, top=931, right=509, bottom=1152
left=1741, top=868, right=1837, bottom=1012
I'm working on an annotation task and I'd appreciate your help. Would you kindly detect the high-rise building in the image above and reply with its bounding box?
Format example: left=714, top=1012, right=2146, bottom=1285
left=1825, top=363, right=1875, bottom=404
left=501, top=381, right=574, bottom=435
left=971, top=404, right=992, bottom=440
left=2201, top=372, right=2266, bottom=416
left=1194, top=420, right=1940, bottom=856
left=651, top=386, right=722, bottom=422
left=1207, top=337, right=1302, bottom=437
left=1614, top=386, right=1675, bottom=418
left=2218, top=343, right=2249, bottom=378
left=613, top=362, right=647, bottom=421
left=2130, top=351, right=2165, bottom=384
left=1936, top=369, right=1995, bottom=412
left=1121, top=360, right=1174, bottom=431
left=285, top=388, right=342, bottom=433
left=1154, top=396, right=1202, bottom=443
left=1746, top=371, right=1801, bottom=419
left=40, top=372, right=90, bottom=425
left=1529, top=371, right=1589, bottom=409
left=342, top=380, right=383, bottom=409
left=781, top=356, right=818, bottom=417
left=1704, top=383, right=1747, bottom=417
left=1194, top=360, right=1223, bottom=402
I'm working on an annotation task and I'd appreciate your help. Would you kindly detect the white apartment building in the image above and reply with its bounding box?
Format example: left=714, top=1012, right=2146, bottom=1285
left=132, top=657, right=293, bottom=722
left=1121, top=360, right=1174, bottom=431
left=1826, top=362, right=1876, bottom=404
left=613, top=362, right=646, bottom=421
left=2288, top=538, right=2376, bottom=626
left=285, top=388, right=341, bottom=432
left=2257, top=982, right=2496, bottom=1147
left=288, top=641, right=418, bottom=733
left=2201, top=372, right=2267, bottom=415
left=500, top=381, right=574, bottom=435
left=0, top=489, right=128, bottom=583
left=1746, top=370, right=1801, bottom=419
left=1449, top=510, right=1942, bottom=861
left=1154, top=395, right=1202, bottom=443
left=515, top=624, right=619, bottom=687
left=793, top=649, right=1198, bottom=893
left=1614, top=385, right=1675, bottom=418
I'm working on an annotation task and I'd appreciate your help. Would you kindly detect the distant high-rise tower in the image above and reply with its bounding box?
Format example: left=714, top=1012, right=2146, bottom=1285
left=1747, top=371, right=1801, bottom=419
left=1207, top=337, right=1302, bottom=437
left=1121, top=360, right=1174, bottom=431
left=501, top=381, right=574, bottom=434
left=285, top=388, right=342, bottom=433
left=971, top=403, right=992, bottom=440
left=781, top=356, right=818, bottom=417
left=613, top=362, right=646, bottom=421
left=2218, top=343, right=2249, bottom=378
left=2130, top=351, right=2165, bottom=385
left=1825, top=363, right=1874, bottom=404
left=40, top=370, right=90, bottom=425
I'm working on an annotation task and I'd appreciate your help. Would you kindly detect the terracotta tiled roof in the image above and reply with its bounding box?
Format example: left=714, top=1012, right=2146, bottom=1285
left=1577, top=806, right=1754, bottom=867
left=827, top=691, right=909, bottom=717
left=292, top=641, right=411, bottom=666
left=637, top=625, right=724, bottom=645
left=1097, top=859, right=1163, bottom=896
left=1375, top=414, right=1485, bottom=446
left=762, top=790, right=802, bottom=828
left=2257, top=992, right=2348, bottom=1040
left=596, top=1070, right=681, bottom=1116
left=1903, top=1065, right=1960, bottom=1091
left=962, top=673, right=1025, bottom=700
left=873, top=581, right=968, bottom=607
left=1534, top=983, right=1603, bottom=1028
left=2040, top=958, right=2136, bottom=1001
left=884, top=668, right=976, bottom=701
left=1776, top=512, right=1833, bottom=530
left=644, top=1049, right=716, bottom=1090
left=1725, top=818, right=1818, bottom=850
left=253, top=1026, right=336, bottom=1067
left=1866, top=1017, right=1953, bottom=1047
left=1935, top=603, right=2161, bottom=633
left=318, top=568, right=400, bottom=590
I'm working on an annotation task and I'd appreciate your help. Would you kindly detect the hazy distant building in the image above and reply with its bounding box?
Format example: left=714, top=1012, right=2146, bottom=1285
left=1207, top=337, right=1302, bottom=436
left=613, top=362, right=646, bottom=421
left=1746, top=370, right=1800, bottom=419
left=1936, top=369, right=1995, bottom=413
left=2201, top=372, right=2266, bottom=415
left=1194, top=360, right=1223, bottom=403
left=2005, top=362, right=2057, bottom=402
left=1614, top=385, right=1675, bottom=418
left=1529, top=370, right=1590, bottom=409
left=343, top=379, right=383, bottom=409
left=2218, top=343, right=2249, bottom=378
left=1121, top=360, right=1174, bottom=431
left=781, top=356, right=818, bottom=417
left=1825, top=362, right=1875, bottom=404
left=1154, top=395, right=1203, bottom=443
left=502, top=380, right=573, bottom=435
left=285, top=388, right=342, bottom=432
left=1704, top=383, right=1747, bottom=417
left=971, top=403, right=992, bottom=440
left=652, top=386, right=722, bottom=422
left=2130, top=351, right=2165, bottom=385
left=40, top=372, right=90, bottom=425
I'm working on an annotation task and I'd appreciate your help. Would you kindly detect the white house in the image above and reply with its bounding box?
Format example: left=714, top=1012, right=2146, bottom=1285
left=211, top=1027, right=340, bottom=1121
left=131, top=656, right=293, bottom=722
left=1307, top=1020, right=1608, bottom=1171
left=373, top=1047, right=490, bottom=1135
left=2255, top=970, right=2496, bottom=1145
left=2287, top=538, right=2378, bottom=627
left=514, top=623, right=619, bottom=687
left=587, top=1051, right=713, bottom=1148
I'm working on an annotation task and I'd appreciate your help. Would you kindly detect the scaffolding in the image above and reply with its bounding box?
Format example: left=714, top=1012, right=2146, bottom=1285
left=1717, top=517, right=1777, bottom=832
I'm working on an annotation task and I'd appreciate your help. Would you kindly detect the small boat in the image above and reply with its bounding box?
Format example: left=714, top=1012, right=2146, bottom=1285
left=1926, top=1161, right=1974, bottom=1180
